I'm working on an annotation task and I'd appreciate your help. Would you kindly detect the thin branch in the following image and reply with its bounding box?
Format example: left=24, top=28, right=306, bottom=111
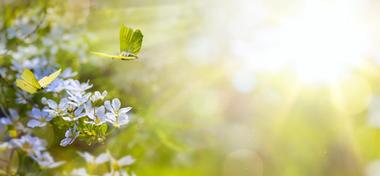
left=6, top=149, right=14, bottom=175
left=0, top=86, right=10, bottom=118
left=0, top=0, right=6, bottom=32
left=21, top=5, right=47, bottom=39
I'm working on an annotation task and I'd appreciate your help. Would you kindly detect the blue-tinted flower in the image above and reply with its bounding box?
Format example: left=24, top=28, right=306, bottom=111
left=61, top=105, right=86, bottom=121
left=85, top=103, right=107, bottom=126
left=112, top=155, right=135, bottom=167
left=105, top=153, right=135, bottom=176
left=77, top=151, right=109, bottom=165
left=11, top=135, right=46, bottom=155
left=31, top=151, right=65, bottom=169
left=91, top=91, right=108, bottom=102
left=27, top=108, right=53, bottom=128
left=45, top=78, right=66, bottom=92
left=65, top=80, right=92, bottom=93
left=105, top=99, right=132, bottom=127
left=60, top=125, right=79, bottom=147
left=71, top=168, right=89, bottom=176
left=67, top=91, right=91, bottom=107
left=103, top=171, right=129, bottom=176
left=43, top=98, right=69, bottom=117
left=0, top=108, right=19, bottom=125
left=60, top=68, right=77, bottom=78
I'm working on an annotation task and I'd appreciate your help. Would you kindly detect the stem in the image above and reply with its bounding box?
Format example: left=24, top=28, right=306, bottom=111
left=21, top=0, right=48, bottom=40
left=0, top=0, right=6, bottom=32
left=6, top=149, right=14, bottom=175
left=0, top=87, right=10, bottom=118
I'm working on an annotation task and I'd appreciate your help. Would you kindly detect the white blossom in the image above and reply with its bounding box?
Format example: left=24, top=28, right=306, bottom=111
left=104, top=98, right=132, bottom=127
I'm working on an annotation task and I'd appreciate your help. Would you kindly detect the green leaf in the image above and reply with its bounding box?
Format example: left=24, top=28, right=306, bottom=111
left=99, top=124, right=108, bottom=135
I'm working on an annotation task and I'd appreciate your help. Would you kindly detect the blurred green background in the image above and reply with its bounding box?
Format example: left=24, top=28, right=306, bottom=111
left=9, top=0, right=380, bottom=175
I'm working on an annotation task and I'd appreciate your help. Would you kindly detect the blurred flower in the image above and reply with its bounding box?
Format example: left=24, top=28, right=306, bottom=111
left=11, top=135, right=46, bottom=155
left=65, top=80, right=92, bottom=93
left=105, top=98, right=132, bottom=127
left=27, top=107, right=53, bottom=128
left=104, top=153, right=135, bottom=176
left=103, top=171, right=129, bottom=176
left=77, top=151, right=109, bottom=165
left=31, top=151, right=65, bottom=169
left=71, top=168, right=89, bottom=176
left=0, top=108, right=19, bottom=125
left=16, top=91, right=32, bottom=104
left=45, top=78, right=66, bottom=92
left=109, top=153, right=135, bottom=171
left=0, top=67, right=7, bottom=78
left=60, top=68, right=78, bottom=78
left=366, top=160, right=380, bottom=176
left=85, top=104, right=107, bottom=126
left=60, top=125, right=79, bottom=147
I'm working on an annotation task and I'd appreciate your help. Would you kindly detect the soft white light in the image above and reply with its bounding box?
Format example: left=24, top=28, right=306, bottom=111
left=283, top=0, right=371, bottom=84
left=230, top=0, right=373, bottom=84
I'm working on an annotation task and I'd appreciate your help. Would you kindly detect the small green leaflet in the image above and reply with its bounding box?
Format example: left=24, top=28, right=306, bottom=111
left=92, top=24, right=143, bottom=60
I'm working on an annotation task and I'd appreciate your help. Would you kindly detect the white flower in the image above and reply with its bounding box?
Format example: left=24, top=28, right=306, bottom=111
left=77, top=151, right=109, bottom=165
left=60, top=126, right=79, bottom=147
left=71, top=168, right=89, bottom=176
left=85, top=103, right=107, bottom=126
left=27, top=107, right=53, bottom=128
left=11, top=135, right=46, bottom=155
left=43, top=98, right=69, bottom=117
left=91, top=91, right=107, bottom=102
left=103, top=171, right=129, bottom=176
left=107, top=152, right=135, bottom=175
left=113, top=155, right=135, bottom=167
left=104, top=98, right=132, bottom=127
left=61, top=105, right=86, bottom=121
left=65, top=80, right=92, bottom=93
left=67, top=91, right=91, bottom=107
left=60, top=68, right=77, bottom=78
left=45, top=78, right=66, bottom=92
left=31, top=151, right=65, bottom=169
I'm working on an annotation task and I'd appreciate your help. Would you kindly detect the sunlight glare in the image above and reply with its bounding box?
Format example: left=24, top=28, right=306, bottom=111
left=278, top=0, right=371, bottom=84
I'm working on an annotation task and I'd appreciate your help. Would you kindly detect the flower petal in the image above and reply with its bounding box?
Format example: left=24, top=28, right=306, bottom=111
left=77, top=152, right=94, bottom=163
left=27, top=119, right=44, bottom=128
left=47, top=99, right=58, bottom=109
left=95, top=153, right=109, bottom=164
left=112, top=98, right=121, bottom=111
left=119, top=107, right=132, bottom=114
left=60, top=138, right=73, bottom=146
left=118, top=155, right=135, bottom=166
left=104, top=100, right=113, bottom=112
left=118, top=114, right=129, bottom=126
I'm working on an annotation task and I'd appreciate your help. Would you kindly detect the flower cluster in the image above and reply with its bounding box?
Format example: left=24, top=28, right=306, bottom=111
left=69, top=151, right=136, bottom=176
left=41, top=76, right=132, bottom=146
left=0, top=134, right=64, bottom=169
left=1, top=62, right=133, bottom=170
left=0, top=3, right=137, bottom=175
